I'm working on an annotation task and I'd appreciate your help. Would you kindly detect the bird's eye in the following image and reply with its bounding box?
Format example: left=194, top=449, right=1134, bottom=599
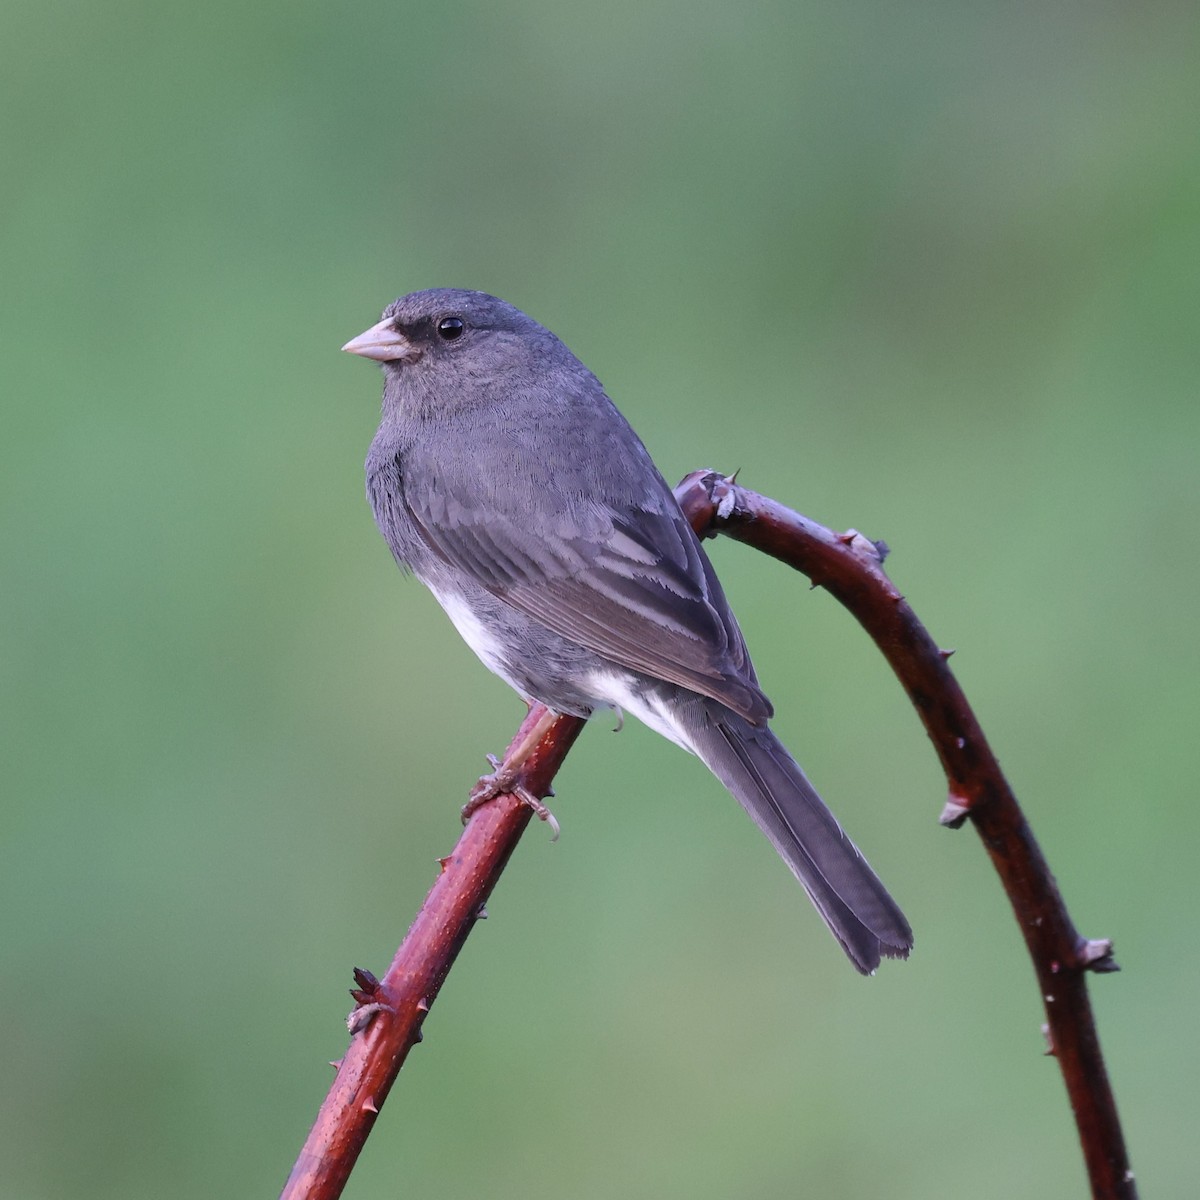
left=437, top=317, right=465, bottom=341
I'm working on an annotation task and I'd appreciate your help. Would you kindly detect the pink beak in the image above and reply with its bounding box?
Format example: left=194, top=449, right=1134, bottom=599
left=341, top=318, right=418, bottom=362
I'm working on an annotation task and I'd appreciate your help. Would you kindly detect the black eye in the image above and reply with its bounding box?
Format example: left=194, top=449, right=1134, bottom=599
left=437, top=317, right=465, bottom=341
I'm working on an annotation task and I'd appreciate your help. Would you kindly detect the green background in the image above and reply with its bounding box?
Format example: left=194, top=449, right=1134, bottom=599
left=4, top=2, right=1196, bottom=1196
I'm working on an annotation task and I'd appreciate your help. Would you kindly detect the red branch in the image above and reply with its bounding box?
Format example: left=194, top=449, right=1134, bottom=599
left=281, top=471, right=1134, bottom=1200
left=675, top=470, right=1134, bottom=1200
left=279, top=707, right=584, bottom=1200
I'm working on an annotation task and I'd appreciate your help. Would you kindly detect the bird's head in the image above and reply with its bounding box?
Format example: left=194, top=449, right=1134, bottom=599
left=343, top=288, right=564, bottom=418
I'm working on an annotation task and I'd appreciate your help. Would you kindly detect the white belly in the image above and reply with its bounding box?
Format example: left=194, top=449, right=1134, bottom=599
left=428, top=585, right=522, bottom=691
left=585, top=669, right=697, bottom=754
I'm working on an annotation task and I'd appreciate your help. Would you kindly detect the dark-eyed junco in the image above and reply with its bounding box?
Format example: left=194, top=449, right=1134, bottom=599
left=344, top=289, right=911, bottom=972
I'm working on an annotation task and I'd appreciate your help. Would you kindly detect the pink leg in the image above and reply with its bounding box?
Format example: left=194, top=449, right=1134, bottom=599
left=461, top=706, right=564, bottom=836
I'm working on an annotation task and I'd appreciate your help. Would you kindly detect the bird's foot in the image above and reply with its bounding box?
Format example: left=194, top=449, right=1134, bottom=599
left=462, top=755, right=515, bottom=818
left=462, top=755, right=560, bottom=841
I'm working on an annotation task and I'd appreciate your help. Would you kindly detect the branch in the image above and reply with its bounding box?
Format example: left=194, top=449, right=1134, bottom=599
left=674, top=470, right=1134, bottom=1200
left=282, top=471, right=1135, bottom=1200
left=280, top=707, right=584, bottom=1200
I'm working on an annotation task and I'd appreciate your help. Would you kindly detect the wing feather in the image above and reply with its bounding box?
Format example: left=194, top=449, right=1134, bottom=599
left=402, top=472, right=772, bottom=723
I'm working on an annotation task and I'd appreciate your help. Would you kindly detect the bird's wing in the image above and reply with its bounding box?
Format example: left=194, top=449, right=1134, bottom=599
left=400, top=462, right=772, bottom=724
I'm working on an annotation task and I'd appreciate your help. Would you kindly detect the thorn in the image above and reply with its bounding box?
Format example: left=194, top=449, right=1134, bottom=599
left=415, top=996, right=430, bottom=1013
left=1041, top=1024, right=1056, bottom=1057
left=1081, top=938, right=1120, bottom=973
left=412, top=1027, right=423, bottom=1044
left=841, top=530, right=888, bottom=566
left=329, top=1059, right=343, bottom=1071
left=939, top=647, right=956, bottom=659
left=939, top=797, right=970, bottom=828
left=362, top=1095, right=378, bottom=1114
left=715, top=482, right=737, bottom=521
left=438, top=855, right=453, bottom=873
left=723, top=467, right=741, bottom=484
left=485, top=753, right=502, bottom=770
left=611, top=706, right=625, bottom=733
left=888, top=591, right=904, bottom=604
left=346, top=1002, right=392, bottom=1035
left=352, top=967, right=380, bottom=994
left=475, top=903, right=489, bottom=920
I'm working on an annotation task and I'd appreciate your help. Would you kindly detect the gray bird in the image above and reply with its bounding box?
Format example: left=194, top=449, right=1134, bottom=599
left=344, top=289, right=911, bottom=973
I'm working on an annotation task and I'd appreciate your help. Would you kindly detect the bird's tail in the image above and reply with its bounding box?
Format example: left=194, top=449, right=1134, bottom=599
left=683, top=705, right=912, bottom=973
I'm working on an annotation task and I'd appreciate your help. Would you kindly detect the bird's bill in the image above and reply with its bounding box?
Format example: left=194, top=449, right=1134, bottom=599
left=342, top=318, right=418, bottom=362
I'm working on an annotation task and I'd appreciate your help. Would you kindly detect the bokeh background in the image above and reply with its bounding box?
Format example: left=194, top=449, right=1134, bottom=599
left=4, top=2, right=1197, bottom=1196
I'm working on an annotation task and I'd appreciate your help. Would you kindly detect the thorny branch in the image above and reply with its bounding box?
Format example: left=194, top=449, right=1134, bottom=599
left=279, top=706, right=584, bottom=1200
left=281, top=470, right=1134, bottom=1200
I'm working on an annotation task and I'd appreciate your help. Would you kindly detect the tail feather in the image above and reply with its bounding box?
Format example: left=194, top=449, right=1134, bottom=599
left=685, top=706, right=912, bottom=974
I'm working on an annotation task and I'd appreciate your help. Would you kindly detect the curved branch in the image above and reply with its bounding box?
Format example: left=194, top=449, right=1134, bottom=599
left=674, top=469, right=1134, bottom=1200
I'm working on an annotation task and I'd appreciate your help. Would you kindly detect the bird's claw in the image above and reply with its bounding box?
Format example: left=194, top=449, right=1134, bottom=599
left=461, top=757, right=561, bottom=841
left=520, top=789, right=561, bottom=841
left=461, top=756, right=513, bottom=822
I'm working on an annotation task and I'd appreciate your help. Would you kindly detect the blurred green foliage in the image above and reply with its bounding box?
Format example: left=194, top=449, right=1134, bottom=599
left=3, top=1, right=1197, bottom=1196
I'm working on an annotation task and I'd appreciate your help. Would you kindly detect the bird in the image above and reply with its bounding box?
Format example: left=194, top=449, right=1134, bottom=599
left=343, top=289, right=911, bottom=973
